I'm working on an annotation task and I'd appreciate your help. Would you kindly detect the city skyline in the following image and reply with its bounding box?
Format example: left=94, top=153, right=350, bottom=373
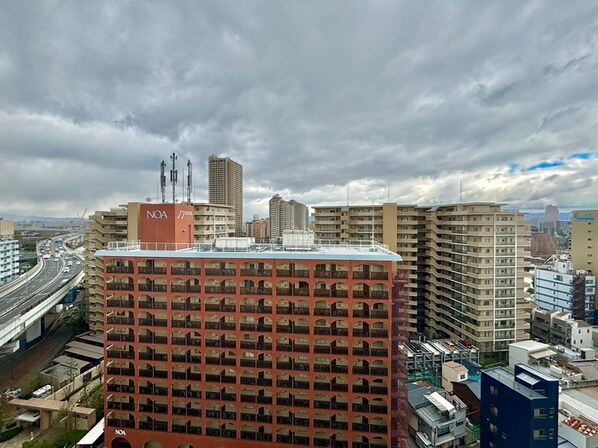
left=1, top=2, right=598, bottom=218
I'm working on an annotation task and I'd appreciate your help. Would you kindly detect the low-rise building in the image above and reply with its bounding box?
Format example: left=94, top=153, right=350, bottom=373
left=452, top=380, right=481, bottom=425
left=442, top=361, right=469, bottom=393
left=508, top=340, right=556, bottom=370
left=407, top=383, right=468, bottom=447
left=481, top=364, right=559, bottom=448
left=531, top=309, right=594, bottom=350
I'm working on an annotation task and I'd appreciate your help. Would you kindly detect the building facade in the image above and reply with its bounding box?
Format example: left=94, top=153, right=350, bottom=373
left=0, top=218, right=19, bottom=286
left=313, top=202, right=531, bottom=355
left=269, top=195, right=309, bottom=242
left=530, top=309, right=594, bottom=349
left=481, top=364, right=559, bottom=448
left=84, top=202, right=235, bottom=332
left=534, top=257, right=596, bottom=323
left=209, top=155, right=244, bottom=236
left=99, top=227, right=407, bottom=448
left=407, top=384, right=468, bottom=447
left=245, top=218, right=270, bottom=242
left=572, top=210, right=598, bottom=272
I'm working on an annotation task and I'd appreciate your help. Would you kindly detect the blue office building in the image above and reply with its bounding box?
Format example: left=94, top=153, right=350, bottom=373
left=481, top=364, right=559, bottom=448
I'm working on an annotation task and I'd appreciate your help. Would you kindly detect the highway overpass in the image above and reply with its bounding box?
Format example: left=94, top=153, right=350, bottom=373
left=0, top=235, right=85, bottom=354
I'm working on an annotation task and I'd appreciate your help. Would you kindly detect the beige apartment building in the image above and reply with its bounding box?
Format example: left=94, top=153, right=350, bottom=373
left=209, top=155, right=244, bottom=235
left=571, top=210, right=598, bottom=272
left=269, top=194, right=309, bottom=241
left=313, top=202, right=531, bottom=355
left=84, top=202, right=235, bottom=332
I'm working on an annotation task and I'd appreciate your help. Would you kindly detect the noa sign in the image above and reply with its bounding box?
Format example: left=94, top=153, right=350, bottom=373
left=115, top=429, right=127, bottom=436
left=146, top=210, right=168, bottom=219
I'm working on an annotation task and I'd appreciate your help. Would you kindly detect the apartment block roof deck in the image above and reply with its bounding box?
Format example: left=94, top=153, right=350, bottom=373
left=97, top=238, right=403, bottom=262
left=484, top=365, right=558, bottom=400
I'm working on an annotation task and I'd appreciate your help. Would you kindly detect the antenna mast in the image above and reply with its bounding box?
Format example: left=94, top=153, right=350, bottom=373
left=187, top=160, right=193, bottom=204
left=170, top=152, right=178, bottom=203
left=160, top=161, right=166, bottom=203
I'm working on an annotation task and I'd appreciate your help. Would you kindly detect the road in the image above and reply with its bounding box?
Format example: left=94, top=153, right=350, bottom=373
left=0, top=255, right=83, bottom=326
left=0, top=321, right=73, bottom=390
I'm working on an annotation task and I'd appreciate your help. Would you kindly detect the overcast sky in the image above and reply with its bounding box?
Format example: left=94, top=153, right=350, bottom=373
left=1, top=1, right=598, bottom=219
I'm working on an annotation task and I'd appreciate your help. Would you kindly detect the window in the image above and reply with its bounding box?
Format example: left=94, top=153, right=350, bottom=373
left=490, top=423, right=498, bottom=434
left=534, top=429, right=548, bottom=440
left=490, top=405, right=499, bottom=416
left=534, top=408, right=547, bottom=419
left=490, top=385, right=498, bottom=396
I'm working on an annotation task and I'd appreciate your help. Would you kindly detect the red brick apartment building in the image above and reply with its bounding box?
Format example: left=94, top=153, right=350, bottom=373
left=98, top=204, right=408, bottom=448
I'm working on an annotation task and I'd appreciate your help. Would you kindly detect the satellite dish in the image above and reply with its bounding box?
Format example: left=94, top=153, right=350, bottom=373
left=146, top=197, right=152, bottom=203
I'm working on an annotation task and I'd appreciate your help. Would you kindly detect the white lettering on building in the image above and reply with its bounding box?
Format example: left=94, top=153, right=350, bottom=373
left=177, top=210, right=193, bottom=219
left=115, top=429, right=127, bottom=436
left=146, top=210, right=168, bottom=219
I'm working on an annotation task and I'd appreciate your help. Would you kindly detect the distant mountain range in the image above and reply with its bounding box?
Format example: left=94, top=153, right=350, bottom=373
left=0, top=213, right=80, bottom=222
left=524, top=212, right=571, bottom=221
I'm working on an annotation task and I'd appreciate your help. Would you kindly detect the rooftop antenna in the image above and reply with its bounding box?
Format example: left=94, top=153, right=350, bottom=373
left=346, top=185, right=349, bottom=206
left=459, top=179, right=463, bottom=203
left=387, top=181, right=390, bottom=203
left=187, top=160, right=193, bottom=204
left=160, top=161, right=166, bottom=203
left=170, top=152, right=178, bottom=203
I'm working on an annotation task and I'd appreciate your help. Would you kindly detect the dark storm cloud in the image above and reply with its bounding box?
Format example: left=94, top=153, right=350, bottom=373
left=1, top=0, right=598, bottom=218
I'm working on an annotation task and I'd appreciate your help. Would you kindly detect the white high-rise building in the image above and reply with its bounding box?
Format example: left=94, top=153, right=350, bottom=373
left=269, top=194, right=309, bottom=241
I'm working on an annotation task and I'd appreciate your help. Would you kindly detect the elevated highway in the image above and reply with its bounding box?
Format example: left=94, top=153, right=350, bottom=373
left=0, top=235, right=85, bottom=353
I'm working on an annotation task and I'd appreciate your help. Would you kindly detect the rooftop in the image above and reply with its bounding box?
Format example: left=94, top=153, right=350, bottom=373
left=97, top=239, right=403, bottom=263
left=483, top=366, right=555, bottom=400
left=443, top=361, right=468, bottom=373
left=510, top=340, right=551, bottom=352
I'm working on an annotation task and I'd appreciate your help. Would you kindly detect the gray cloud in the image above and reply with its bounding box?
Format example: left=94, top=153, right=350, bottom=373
left=1, top=0, right=598, bottom=218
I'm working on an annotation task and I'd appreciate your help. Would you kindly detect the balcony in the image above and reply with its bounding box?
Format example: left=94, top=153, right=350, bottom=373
left=276, top=269, right=309, bottom=278
left=139, top=386, right=168, bottom=396
left=205, top=286, right=237, bottom=294
left=107, top=266, right=134, bottom=274
left=276, top=288, right=309, bottom=297
left=107, top=419, right=135, bottom=428
left=107, top=333, right=135, bottom=342
left=241, top=269, right=273, bottom=277
left=171, top=284, right=201, bottom=293
left=240, top=305, right=273, bottom=313
left=138, top=301, right=167, bottom=310
left=139, top=318, right=168, bottom=327
left=139, top=335, right=168, bottom=344
left=107, top=283, right=134, bottom=291
left=171, top=320, right=201, bottom=329
left=107, top=367, right=135, bottom=376
left=139, top=369, right=168, bottom=379
left=171, top=302, right=201, bottom=311
left=171, top=337, right=201, bottom=347
left=107, top=317, right=134, bottom=325
left=205, top=268, right=237, bottom=276
left=240, top=287, right=273, bottom=295
left=138, top=284, right=167, bottom=292
left=106, top=299, right=134, bottom=308
left=170, top=267, right=201, bottom=275
left=138, top=266, right=168, bottom=275
left=138, top=352, right=167, bottom=361
left=107, top=384, right=135, bottom=393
